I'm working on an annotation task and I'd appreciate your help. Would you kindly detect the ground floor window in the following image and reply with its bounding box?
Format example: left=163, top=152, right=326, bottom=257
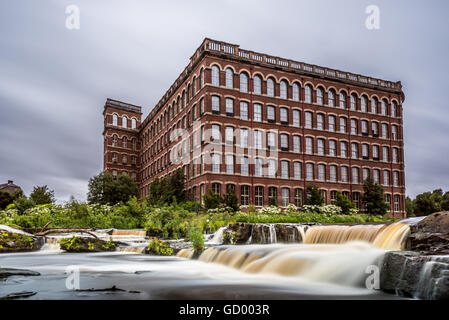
left=192, top=186, right=197, bottom=202
left=212, top=183, right=221, bottom=195
left=200, top=184, right=205, bottom=205
left=226, top=184, right=235, bottom=194
left=330, top=190, right=337, bottom=202
left=394, top=195, right=401, bottom=212
left=294, top=188, right=303, bottom=207
left=241, top=185, right=250, bottom=206
left=320, top=190, right=327, bottom=205
left=281, top=188, right=290, bottom=207
left=268, top=187, right=277, bottom=206
left=255, top=186, right=264, bottom=206
left=385, top=194, right=391, bottom=210
left=353, top=192, right=360, bottom=209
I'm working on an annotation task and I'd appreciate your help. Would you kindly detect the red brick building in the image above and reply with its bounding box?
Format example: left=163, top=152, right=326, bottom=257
left=103, top=38, right=406, bottom=218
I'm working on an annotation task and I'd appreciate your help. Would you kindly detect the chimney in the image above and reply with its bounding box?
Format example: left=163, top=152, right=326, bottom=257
left=7, top=180, right=13, bottom=184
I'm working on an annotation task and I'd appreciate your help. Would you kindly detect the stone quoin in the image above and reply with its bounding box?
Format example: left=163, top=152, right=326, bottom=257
left=102, top=38, right=406, bottom=218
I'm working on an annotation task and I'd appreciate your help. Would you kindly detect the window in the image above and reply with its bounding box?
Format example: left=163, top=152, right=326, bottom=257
left=241, top=157, right=249, bottom=176
left=267, top=78, right=275, bottom=97
left=122, top=136, right=127, bottom=148
left=317, top=114, right=324, bottom=130
left=317, top=138, right=325, bottom=155
left=363, top=168, right=370, bottom=181
left=352, top=167, right=359, bottom=183
left=225, top=154, right=234, bottom=174
left=393, top=148, right=399, bottom=163
left=351, top=142, right=359, bottom=159
left=112, top=170, right=117, bottom=178
left=122, top=154, right=127, bottom=164
left=212, top=95, right=220, bottom=113
left=305, top=112, right=313, bottom=128
left=340, top=117, right=347, bottom=133
left=255, top=158, right=263, bottom=177
left=305, top=137, right=313, bottom=154
left=294, top=189, right=303, bottom=207
left=350, top=94, right=357, bottom=110
left=225, top=126, right=234, bottom=144
left=225, top=68, right=233, bottom=88
left=340, top=141, right=348, bottom=158
left=226, top=98, right=234, bottom=115
left=280, top=134, right=289, bottom=150
left=383, top=146, right=389, bottom=162
left=339, top=92, right=346, bottom=109
left=240, top=73, right=248, bottom=92
left=200, top=68, right=205, bottom=88
left=255, top=186, right=264, bottom=206
left=353, top=192, right=360, bottom=209
left=112, top=134, right=118, bottom=147
left=254, top=130, right=263, bottom=150
left=212, top=124, right=221, bottom=142
left=267, top=105, right=275, bottom=122
left=268, top=159, right=276, bottom=177
left=254, top=103, right=262, bottom=122
left=381, top=100, right=387, bottom=115
left=328, top=115, right=336, bottom=132
left=281, top=188, right=290, bottom=207
left=293, top=135, right=301, bottom=153
left=371, top=98, right=377, bottom=114
left=281, top=160, right=289, bottom=178
left=131, top=118, right=137, bottom=129
left=306, top=163, right=314, bottom=180
left=372, top=145, right=379, bottom=159
left=361, top=96, right=367, bottom=112
left=253, top=75, right=262, bottom=94
left=318, top=164, right=326, bottom=181
left=373, top=169, right=380, bottom=183
left=316, top=88, right=323, bottom=105
left=200, top=98, right=205, bottom=115
left=305, top=85, right=312, bottom=103
left=391, top=102, right=397, bottom=117
left=328, top=90, right=335, bottom=107
left=394, top=195, right=401, bottom=212
left=361, top=120, right=369, bottom=135
left=211, top=65, right=220, bottom=86
left=382, top=123, right=388, bottom=139
left=268, top=187, right=277, bottom=204
left=392, top=125, right=398, bottom=140
left=240, top=101, right=248, bottom=120
left=212, top=183, right=221, bottom=195
left=192, top=76, right=197, bottom=95
left=351, top=119, right=358, bottom=135
left=280, top=107, right=288, bottom=123
left=394, top=171, right=400, bottom=187
left=122, top=116, right=128, bottom=128
left=132, top=138, right=137, bottom=151
left=341, top=166, right=348, bottom=182
left=240, top=128, right=248, bottom=147
left=112, top=152, right=117, bottom=163
left=241, top=185, right=250, bottom=206
left=112, top=114, right=118, bottom=126
left=268, top=131, right=276, bottom=148
left=329, top=140, right=337, bottom=156
left=372, top=122, right=379, bottom=136
left=383, top=170, right=390, bottom=186
left=280, top=80, right=288, bottom=99
left=294, top=162, right=301, bottom=179
left=330, top=165, right=337, bottom=182
left=292, top=83, right=300, bottom=101
left=293, top=110, right=300, bottom=127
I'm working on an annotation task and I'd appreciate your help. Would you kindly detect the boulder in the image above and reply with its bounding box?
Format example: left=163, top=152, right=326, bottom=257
left=59, top=236, right=118, bottom=252
left=0, top=268, right=40, bottom=279
left=407, top=211, right=449, bottom=255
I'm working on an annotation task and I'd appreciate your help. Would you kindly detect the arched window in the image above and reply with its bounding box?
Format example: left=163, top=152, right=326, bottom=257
left=292, top=83, right=300, bottom=101
left=211, top=65, right=220, bottom=86
left=122, top=116, right=128, bottom=128
left=339, top=92, right=346, bottom=109
left=318, top=164, right=326, bottom=181
left=267, top=78, right=275, bottom=97
left=306, top=163, right=314, bottom=180
left=371, top=97, right=378, bottom=114
left=225, top=68, right=233, bottom=89
left=131, top=118, right=137, bottom=129
left=280, top=80, right=288, bottom=99
left=200, top=68, right=205, bottom=88
left=122, top=136, right=127, bottom=148
left=112, top=114, right=118, bottom=126
left=240, top=73, right=248, bottom=92
left=328, top=90, right=335, bottom=107
left=132, top=138, right=137, bottom=151
left=253, top=75, right=262, bottom=94
left=391, top=101, right=397, bottom=117
left=350, top=94, right=357, bottom=110
left=192, top=76, right=197, bottom=94
left=361, top=96, right=368, bottom=112
left=381, top=99, right=388, bottom=115
left=305, top=85, right=312, bottom=103
left=112, top=134, right=118, bottom=147
left=316, top=87, right=323, bottom=105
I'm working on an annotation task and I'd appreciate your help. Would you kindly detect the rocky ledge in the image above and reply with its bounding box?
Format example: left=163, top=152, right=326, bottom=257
left=0, top=225, right=44, bottom=253
left=59, top=236, right=118, bottom=252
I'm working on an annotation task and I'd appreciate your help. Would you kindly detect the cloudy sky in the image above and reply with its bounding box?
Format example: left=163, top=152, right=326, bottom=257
left=0, top=0, right=448, bottom=202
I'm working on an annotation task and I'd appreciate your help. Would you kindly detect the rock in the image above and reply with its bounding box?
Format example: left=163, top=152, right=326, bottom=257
left=380, top=251, right=449, bottom=299
left=0, top=268, right=40, bottom=279
left=407, top=211, right=449, bottom=255
left=0, top=231, right=36, bottom=253
left=0, top=291, right=37, bottom=300
left=59, top=236, right=118, bottom=252
left=224, top=223, right=252, bottom=244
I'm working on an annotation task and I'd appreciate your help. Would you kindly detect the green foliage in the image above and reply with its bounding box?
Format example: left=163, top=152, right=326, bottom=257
left=87, top=172, right=138, bottom=205
left=332, top=191, right=356, bottom=215
left=305, top=185, right=325, bottom=206
left=146, top=238, right=174, bottom=256
left=223, top=189, right=239, bottom=212
left=413, top=189, right=446, bottom=216
left=361, top=179, right=390, bottom=215
left=59, top=236, right=117, bottom=252
left=146, top=169, right=186, bottom=205
left=0, top=231, right=34, bottom=252
left=0, top=190, right=23, bottom=210
left=188, top=226, right=204, bottom=253
left=30, top=185, right=55, bottom=205
left=202, top=189, right=221, bottom=209
left=13, top=196, right=36, bottom=214
left=406, top=196, right=415, bottom=217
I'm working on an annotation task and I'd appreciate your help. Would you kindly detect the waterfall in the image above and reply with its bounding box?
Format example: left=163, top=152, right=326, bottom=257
left=206, top=226, right=227, bottom=245
left=39, top=237, right=62, bottom=252
left=269, top=224, right=277, bottom=244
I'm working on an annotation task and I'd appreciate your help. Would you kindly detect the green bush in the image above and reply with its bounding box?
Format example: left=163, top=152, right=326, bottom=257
left=188, top=227, right=204, bottom=253
left=146, top=238, right=174, bottom=256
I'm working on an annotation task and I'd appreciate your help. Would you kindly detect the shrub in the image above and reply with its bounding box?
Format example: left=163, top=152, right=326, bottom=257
left=188, top=227, right=204, bottom=253
left=203, top=189, right=221, bottom=209
left=146, top=238, right=174, bottom=256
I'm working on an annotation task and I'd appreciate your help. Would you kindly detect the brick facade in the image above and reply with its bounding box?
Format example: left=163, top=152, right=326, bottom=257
left=103, top=38, right=406, bottom=218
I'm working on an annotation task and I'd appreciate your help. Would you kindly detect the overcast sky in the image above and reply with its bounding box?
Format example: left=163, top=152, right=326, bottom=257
left=1, top=0, right=448, bottom=202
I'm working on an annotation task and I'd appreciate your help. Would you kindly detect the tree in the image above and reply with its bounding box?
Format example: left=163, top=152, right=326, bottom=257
left=442, top=191, right=449, bottom=211
left=202, top=189, right=221, bottom=209
left=30, top=185, right=55, bottom=205
left=406, top=196, right=415, bottom=217
left=332, top=191, right=356, bottom=215
left=0, top=189, right=23, bottom=209
left=87, top=172, right=138, bottom=205
left=361, top=178, right=389, bottom=215
left=13, top=196, right=35, bottom=214
left=147, top=168, right=186, bottom=205
left=414, top=189, right=443, bottom=216
left=223, top=188, right=239, bottom=212
left=305, top=185, right=324, bottom=206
